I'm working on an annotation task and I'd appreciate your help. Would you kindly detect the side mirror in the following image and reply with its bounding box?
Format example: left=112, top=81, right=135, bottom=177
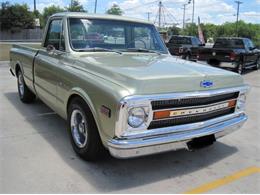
left=249, top=46, right=256, bottom=50
left=46, top=44, right=55, bottom=53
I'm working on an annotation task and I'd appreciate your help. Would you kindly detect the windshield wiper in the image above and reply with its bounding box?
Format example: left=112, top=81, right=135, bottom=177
left=125, top=48, right=162, bottom=55
left=78, top=47, right=122, bottom=54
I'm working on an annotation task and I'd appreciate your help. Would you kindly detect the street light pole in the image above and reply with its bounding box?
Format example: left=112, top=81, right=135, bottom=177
left=182, top=4, right=188, bottom=29
left=235, top=1, right=242, bottom=37
left=94, top=0, right=98, bottom=13
left=158, top=1, right=162, bottom=28
left=147, top=12, right=152, bottom=21
left=33, top=0, right=36, bottom=12
left=192, top=0, right=195, bottom=24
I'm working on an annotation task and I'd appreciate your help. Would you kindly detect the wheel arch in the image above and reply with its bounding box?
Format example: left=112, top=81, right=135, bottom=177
left=14, top=61, right=24, bottom=77
left=66, top=88, right=103, bottom=138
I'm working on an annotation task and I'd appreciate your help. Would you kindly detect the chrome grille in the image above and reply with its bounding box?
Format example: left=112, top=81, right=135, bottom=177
left=148, top=108, right=235, bottom=129
left=151, top=92, right=239, bottom=110
left=148, top=92, right=239, bottom=130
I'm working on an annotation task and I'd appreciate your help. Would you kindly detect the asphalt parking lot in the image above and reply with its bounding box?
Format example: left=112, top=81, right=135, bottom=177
left=0, top=61, right=259, bottom=193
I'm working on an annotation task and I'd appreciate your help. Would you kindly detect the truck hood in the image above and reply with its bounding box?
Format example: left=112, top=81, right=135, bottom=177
left=74, top=53, right=244, bottom=95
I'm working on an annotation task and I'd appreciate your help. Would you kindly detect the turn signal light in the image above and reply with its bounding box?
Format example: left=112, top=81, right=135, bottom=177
left=153, top=110, right=170, bottom=120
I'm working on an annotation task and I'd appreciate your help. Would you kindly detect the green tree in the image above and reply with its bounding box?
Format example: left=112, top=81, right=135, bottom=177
left=0, top=1, right=35, bottom=31
left=40, top=5, right=64, bottom=28
left=67, top=0, right=85, bottom=12
left=106, top=4, right=123, bottom=15
left=167, top=26, right=181, bottom=36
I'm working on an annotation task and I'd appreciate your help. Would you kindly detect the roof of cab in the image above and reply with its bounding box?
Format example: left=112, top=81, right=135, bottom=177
left=51, top=12, right=153, bottom=25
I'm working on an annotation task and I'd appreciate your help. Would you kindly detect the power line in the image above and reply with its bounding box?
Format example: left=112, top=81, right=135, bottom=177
left=124, top=0, right=158, bottom=12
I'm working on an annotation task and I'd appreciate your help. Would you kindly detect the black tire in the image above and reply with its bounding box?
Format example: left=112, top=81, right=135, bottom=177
left=67, top=97, right=105, bottom=161
left=236, top=61, right=244, bottom=74
left=182, top=53, right=191, bottom=61
left=17, top=70, right=35, bottom=103
left=253, top=57, right=260, bottom=70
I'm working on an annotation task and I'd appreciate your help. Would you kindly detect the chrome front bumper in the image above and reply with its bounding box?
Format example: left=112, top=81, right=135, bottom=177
left=108, top=112, right=247, bottom=159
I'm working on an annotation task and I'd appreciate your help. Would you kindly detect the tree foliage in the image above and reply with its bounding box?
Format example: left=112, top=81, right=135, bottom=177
left=67, top=0, right=86, bottom=12
left=40, top=5, right=65, bottom=27
left=0, top=1, right=35, bottom=31
left=106, top=4, right=123, bottom=15
left=167, top=20, right=260, bottom=47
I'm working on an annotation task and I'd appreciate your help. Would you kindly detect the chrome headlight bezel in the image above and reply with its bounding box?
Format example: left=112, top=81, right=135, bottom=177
left=236, top=93, right=247, bottom=111
left=128, top=107, right=147, bottom=128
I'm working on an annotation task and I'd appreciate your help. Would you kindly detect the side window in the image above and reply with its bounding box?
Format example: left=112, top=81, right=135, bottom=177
left=44, top=19, right=62, bottom=50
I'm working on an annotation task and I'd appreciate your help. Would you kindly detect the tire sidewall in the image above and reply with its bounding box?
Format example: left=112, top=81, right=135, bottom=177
left=68, top=100, right=91, bottom=155
left=237, top=62, right=243, bottom=74
left=67, top=98, right=105, bottom=161
left=17, top=71, right=25, bottom=100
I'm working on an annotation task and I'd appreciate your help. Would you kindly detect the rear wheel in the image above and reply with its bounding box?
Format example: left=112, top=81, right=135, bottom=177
left=67, top=97, right=105, bottom=161
left=236, top=62, right=244, bottom=74
left=182, top=53, right=191, bottom=61
left=17, top=70, right=35, bottom=103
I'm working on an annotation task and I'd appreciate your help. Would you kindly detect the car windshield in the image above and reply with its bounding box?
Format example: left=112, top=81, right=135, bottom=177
left=68, top=18, right=168, bottom=54
left=213, top=39, right=245, bottom=49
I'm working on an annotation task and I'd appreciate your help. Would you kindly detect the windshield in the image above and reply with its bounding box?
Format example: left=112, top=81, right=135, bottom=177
left=213, top=39, right=245, bottom=49
left=68, top=18, right=168, bottom=53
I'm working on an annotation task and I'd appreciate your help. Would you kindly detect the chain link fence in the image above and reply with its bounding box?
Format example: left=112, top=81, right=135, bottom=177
left=0, top=28, right=43, bottom=41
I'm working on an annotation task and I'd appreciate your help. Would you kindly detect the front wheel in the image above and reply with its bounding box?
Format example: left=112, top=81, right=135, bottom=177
left=253, top=57, right=260, bottom=70
left=67, top=97, right=105, bottom=161
left=17, top=70, right=35, bottom=103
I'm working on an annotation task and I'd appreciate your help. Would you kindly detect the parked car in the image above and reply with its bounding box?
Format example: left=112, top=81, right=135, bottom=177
left=9, top=13, right=249, bottom=160
left=197, top=37, right=260, bottom=74
left=166, top=35, right=205, bottom=61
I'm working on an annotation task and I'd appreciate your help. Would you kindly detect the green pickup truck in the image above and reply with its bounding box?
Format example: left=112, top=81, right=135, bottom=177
left=9, top=12, right=249, bottom=160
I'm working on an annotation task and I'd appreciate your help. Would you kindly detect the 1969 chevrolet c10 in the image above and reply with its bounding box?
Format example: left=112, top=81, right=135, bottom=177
left=9, top=12, right=249, bottom=160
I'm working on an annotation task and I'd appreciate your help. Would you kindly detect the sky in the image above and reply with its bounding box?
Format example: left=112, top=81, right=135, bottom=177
left=4, top=0, right=260, bottom=26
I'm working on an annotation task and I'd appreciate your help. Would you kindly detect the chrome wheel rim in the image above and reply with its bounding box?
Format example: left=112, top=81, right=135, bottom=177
left=70, top=109, right=88, bottom=148
left=238, top=64, right=243, bottom=74
left=18, top=73, right=24, bottom=97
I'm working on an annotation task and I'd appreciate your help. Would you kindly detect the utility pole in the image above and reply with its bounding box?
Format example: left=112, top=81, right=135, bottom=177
left=182, top=3, right=188, bottom=29
left=158, top=1, right=162, bottom=28
left=33, top=0, right=36, bottom=12
left=94, top=0, right=97, bottom=13
left=192, top=0, right=195, bottom=24
left=235, top=1, right=242, bottom=37
left=147, top=12, right=152, bottom=21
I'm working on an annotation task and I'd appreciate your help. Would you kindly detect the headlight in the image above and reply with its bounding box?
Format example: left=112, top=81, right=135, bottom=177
left=236, top=93, right=246, bottom=111
left=128, top=107, right=146, bottom=128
